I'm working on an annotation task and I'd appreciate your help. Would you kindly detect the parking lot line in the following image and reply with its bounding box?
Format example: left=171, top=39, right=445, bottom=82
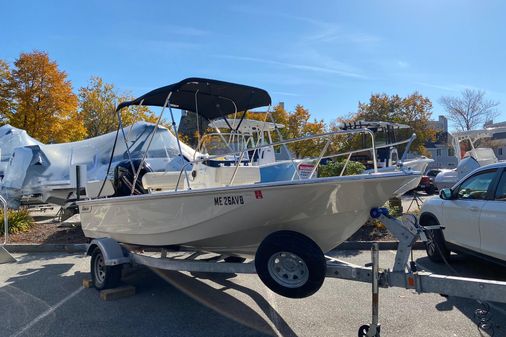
left=9, top=286, right=84, bottom=337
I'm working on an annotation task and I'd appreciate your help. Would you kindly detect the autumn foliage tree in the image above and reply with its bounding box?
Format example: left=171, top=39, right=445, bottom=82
left=79, top=76, right=159, bottom=138
left=243, top=104, right=325, bottom=158
left=286, top=105, right=325, bottom=158
left=352, top=92, right=436, bottom=155
left=2, top=51, right=86, bottom=143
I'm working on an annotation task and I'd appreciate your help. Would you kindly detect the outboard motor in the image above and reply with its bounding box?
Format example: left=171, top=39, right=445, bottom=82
left=113, top=159, right=152, bottom=197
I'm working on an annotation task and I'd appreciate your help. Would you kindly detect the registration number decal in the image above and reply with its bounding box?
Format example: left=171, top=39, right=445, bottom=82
left=214, top=195, right=244, bottom=206
left=81, top=205, right=92, bottom=213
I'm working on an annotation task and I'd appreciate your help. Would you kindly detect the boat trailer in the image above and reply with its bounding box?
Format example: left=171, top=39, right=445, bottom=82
left=87, top=208, right=506, bottom=337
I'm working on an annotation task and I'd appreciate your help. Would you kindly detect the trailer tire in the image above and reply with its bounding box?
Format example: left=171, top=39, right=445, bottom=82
left=91, top=247, right=122, bottom=290
left=255, top=231, right=326, bottom=298
left=424, top=219, right=451, bottom=263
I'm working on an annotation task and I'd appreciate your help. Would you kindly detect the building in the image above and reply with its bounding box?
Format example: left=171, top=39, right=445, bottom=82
left=484, top=120, right=506, bottom=161
left=424, top=116, right=458, bottom=170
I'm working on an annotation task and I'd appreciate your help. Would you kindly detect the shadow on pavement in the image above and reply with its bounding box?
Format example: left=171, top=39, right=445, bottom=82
left=416, top=254, right=506, bottom=337
left=155, top=268, right=294, bottom=337
left=1, top=259, right=272, bottom=337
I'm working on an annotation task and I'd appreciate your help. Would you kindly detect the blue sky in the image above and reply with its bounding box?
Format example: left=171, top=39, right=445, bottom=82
left=1, top=0, right=505, bottom=129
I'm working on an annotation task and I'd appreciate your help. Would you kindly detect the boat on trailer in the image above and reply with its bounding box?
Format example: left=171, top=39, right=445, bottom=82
left=78, top=77, right=420, bottom=298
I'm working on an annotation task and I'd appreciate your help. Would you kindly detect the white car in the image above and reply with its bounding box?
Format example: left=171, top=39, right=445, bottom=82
left=420, top=162, right=506, bottom=265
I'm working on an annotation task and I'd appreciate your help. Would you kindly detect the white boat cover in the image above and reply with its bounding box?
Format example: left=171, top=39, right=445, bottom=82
left=0, top=122, right=197, bottom=207
left=0, top=125, right=42, bottom=179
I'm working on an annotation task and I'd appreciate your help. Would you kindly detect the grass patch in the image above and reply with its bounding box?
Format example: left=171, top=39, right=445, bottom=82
left=0, top=209, right=33, bottom=234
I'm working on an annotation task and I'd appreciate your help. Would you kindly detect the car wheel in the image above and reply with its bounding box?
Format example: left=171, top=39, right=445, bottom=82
left=425, top=185, right=436, bottom=195
left=255, top=231, right=326, bottom=298
left=424, top=219, right=451, bottom=263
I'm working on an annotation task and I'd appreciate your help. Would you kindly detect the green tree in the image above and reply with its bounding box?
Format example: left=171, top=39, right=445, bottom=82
left=0, top=60, right=13, bottom=125
left=319, top=160, right=365, bottom=177
left=353, top=92, right=435, bottom=155
left=5, top=51, right=86, bottom=143
left=79, top=76, right=158, bottom=138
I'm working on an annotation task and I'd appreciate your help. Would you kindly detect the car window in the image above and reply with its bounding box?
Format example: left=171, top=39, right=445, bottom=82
left=494, top=171, right=506, bottom=201
left=456, top=170, right=496, bottom=200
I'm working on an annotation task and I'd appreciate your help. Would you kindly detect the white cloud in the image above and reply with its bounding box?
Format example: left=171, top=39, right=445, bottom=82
left=214, top=54, right=367, bottom=79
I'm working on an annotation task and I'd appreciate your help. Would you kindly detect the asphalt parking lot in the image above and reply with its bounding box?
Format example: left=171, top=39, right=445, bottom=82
left=1, top=249, right=505, bottom=337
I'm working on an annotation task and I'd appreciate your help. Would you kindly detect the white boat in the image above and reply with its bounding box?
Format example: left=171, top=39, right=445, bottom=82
left=80, top=172, right=417, bottom=255
left=434, top=127, right=506, bottom=190
left=78, top=78, right=420, bottom=298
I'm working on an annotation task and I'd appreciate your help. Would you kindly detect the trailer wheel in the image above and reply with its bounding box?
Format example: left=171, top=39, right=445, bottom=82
left=255, top=231, right=326, bottom=298
left=358, top=324, right=380, bottom=337
left=91, top=247, right=122, bottom=290
left=424, top=219, right=451, bottom=263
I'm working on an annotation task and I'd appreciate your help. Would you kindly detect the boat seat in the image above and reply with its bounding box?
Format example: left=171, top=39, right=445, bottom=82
left=213, top=165, right=260, bottom=185
left=142, top=171, right=184, bottom=191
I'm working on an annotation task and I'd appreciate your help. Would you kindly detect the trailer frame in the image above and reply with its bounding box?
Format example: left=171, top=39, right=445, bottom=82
left=86, top=208, right=506, bottom=337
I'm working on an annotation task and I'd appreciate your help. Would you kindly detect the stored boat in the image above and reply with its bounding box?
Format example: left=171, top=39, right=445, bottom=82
left=340, top=121, right=432, bottom=195
left=206, top=118, right=311, bottom=181
left=0, top=122, right=195, bottom=208
left=78, top=77, right=420, bottom=297
left=434, top=127, right=506, bottom=189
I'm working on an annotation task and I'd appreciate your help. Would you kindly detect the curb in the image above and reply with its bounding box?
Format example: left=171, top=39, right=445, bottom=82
left=5, top=243, right=87, bottom=253
left=3, top=241, right=425, bottom=253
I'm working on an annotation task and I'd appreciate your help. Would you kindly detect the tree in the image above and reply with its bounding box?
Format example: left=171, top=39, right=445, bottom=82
left=79, top=76, right=158, bottom=138
left=78, top=76, right=117, bottom=137
left=0, top=60, right=13, bottom=125
left=352, top=92, right=436, bottom=155
left=440, top=89, right=500, bottom=131
left=5, top=51, right=86, bottom=143
left=286, top=105, right=326, bottom=158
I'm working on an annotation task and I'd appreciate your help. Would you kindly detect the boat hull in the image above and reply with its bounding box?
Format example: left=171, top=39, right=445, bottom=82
left=79, top=172, right=419, bottom=255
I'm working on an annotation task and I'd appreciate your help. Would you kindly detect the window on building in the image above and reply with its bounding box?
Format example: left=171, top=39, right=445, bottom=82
left=448, top=148, right=455, bottom=157
left=499, top=148, right=503, bottom=156
left=436, top=149, right=441, bottom=156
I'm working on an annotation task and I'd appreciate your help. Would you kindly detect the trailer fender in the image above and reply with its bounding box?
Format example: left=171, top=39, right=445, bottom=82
left=86, top=238, right=131, bottom=266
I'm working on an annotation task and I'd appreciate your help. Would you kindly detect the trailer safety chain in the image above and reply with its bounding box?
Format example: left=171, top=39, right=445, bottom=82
left=420, top=218, right=496, bottom=336
left=474, top=301, right=494, bottom=336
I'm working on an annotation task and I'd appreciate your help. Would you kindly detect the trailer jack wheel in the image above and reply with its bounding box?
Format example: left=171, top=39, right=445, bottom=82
left=91, top=247, right=122, bottom=290
left=255, top=231, right=326, bottom=299
left=358, top=324, right=380, bottom=337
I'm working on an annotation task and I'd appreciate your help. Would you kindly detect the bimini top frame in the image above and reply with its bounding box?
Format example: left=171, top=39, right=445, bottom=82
left=116, top=77, right=272, bottom=122
left=107, top=78, right=273, bottom=195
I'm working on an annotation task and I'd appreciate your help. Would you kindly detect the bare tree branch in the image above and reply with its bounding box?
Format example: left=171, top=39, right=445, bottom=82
left=440, top=89, right=500, bottom=131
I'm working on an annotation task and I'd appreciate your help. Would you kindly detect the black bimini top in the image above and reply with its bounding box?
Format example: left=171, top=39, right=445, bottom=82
left=116, top=77, right=272, bottom=121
